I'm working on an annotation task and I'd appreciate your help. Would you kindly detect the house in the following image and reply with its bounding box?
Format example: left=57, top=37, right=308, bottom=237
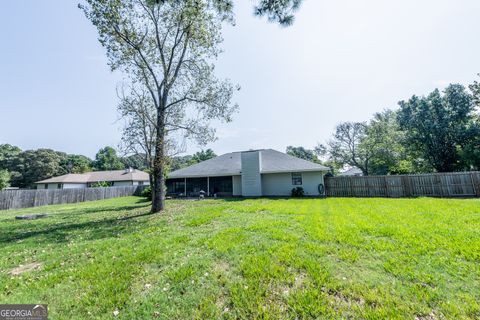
left=35, top=168, right=150, bottom=189
left=338, top=167, right=363, bottom=177
left=167, top=149, right=329, bottom=197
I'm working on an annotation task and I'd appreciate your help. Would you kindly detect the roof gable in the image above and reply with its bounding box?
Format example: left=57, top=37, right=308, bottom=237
left=35, top=170, right=150, bottom=184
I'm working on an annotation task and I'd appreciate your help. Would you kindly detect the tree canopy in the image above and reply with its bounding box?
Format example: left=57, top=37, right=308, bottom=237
left=286, top=146, right=319, bottom=163
left=397, top=84, right=478, bottom=172
left=93, top=147, right=125, bottom=171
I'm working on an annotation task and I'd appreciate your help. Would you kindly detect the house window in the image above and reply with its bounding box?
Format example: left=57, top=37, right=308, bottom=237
left=44, top=184, right=48, bottom=189
left=292, top=173, right=302, bottom=185
left=57, top=183, right=62, bottom=189
left=138, top=181, right=144, bottom=186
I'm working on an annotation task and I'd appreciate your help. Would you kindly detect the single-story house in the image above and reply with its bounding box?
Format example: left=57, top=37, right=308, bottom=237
left=338, top=167, right=363, bottom=177
left=167, top=149, right=329, bottom=197
left=35, top=168, right=150, bottom=189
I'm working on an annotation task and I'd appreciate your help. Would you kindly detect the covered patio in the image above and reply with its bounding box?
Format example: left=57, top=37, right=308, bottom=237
left=166, top=176, right=233, bottom=197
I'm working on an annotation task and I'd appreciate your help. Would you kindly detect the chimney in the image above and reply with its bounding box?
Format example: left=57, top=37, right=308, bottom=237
left=241, top=150, right=262, bottom=197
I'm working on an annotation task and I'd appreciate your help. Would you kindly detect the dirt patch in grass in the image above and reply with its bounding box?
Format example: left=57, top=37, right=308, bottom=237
left=415, top=311, right=440, bottom=320
left=9, top=262, right=42, bottom=275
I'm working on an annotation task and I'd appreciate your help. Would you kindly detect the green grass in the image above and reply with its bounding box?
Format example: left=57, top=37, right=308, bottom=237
left=0, top=197, right=479, bottom=319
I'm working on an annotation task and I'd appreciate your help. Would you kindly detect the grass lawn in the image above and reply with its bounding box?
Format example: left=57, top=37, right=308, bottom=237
left=0, top=197, right=479, bottom=319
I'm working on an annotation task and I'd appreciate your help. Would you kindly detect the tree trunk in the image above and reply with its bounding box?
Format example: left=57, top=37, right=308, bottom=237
left=151, top=109, right=166, bottom=213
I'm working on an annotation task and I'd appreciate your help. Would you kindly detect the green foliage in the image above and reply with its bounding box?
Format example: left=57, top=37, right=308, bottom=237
left=1, top=197, right=479, bottom=319
left=89, top=181, right=112, bottom=188
left=291, top=186, right=304, bottom=197
left=469, top=74, right=480, bottom=107
left=397, top=84, right=478, bottom=172
left=169, top=155, right=195, bottom=172
left=286, top=146, right=319, bottom=163
left=80, top=0, right=239, bottom=211
left=254, top=0, right=304, bottom=25
left=62, top=154, right=93, bottom=173
left=141, top=186, right=152, bottom=200
left=0, top=170, right=10, bottom=190
left=121, top=154, right=149, bottom=171
left=191, top=149, right=217, bottom=163
left=327, top=122, right=370, bottom=175
left=93, top=147, right=125, bottom=171
left=10, top=149, right=68, bottom=188
left=168, top=149, right=216, bottom=172
left=0, top=144, right=21, bottom=171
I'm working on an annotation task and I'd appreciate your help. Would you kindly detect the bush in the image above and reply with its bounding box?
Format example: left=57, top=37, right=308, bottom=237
left=291, top=187, right=305, bottom=197
left=142, top=186, right=152, bottom=200
left=90, top=181, right=111, bottom=188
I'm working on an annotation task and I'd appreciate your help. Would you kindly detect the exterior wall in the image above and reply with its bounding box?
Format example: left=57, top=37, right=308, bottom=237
left=36, top=184, right=45, bottom=190
left=63, top=183, right=87, bottom=189
left=232, top=175, right=242, bottom=196
left=132, top=181, right=150, bottom=186
left=47, top=183, right=60, bottom=190
left=261, top=171, right=325, bottom=196
left=241, top=151, right=262, bottom=196
left=113, top=181, right=133, bottom=187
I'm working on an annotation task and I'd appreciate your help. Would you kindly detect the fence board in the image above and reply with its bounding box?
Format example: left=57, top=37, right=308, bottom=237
left=0, top=186, right=146, bottom=211
left=325, top=171, right=480, bottom=198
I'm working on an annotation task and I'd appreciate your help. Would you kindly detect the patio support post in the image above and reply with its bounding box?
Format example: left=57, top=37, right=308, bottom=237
left=184, top=178, right=187, bottom=197
left=207, top=177, right=210, bottom=197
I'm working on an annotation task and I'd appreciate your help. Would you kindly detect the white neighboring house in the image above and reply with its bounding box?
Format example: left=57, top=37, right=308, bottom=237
left=338, top=167, right=364, bottom=177
left=35, top=168, right=150, bottom=189
left=166, top=149, right=329, bottom=197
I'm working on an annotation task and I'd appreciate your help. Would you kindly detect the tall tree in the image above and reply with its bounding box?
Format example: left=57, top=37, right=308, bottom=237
left=362, top=110, right=421, bottom=175
left=81, top=0, right=238, bottom=212
left=0, top=144, right=22, bottom=172
left=397, top=84, right=477, bottom=172
left=470, top=74, right=480, bottom=107
left=61, top=154, right=93, bottom=173
left=326, top=122, right=372, bottom=175
left=93, top=146, right=125, bottom=171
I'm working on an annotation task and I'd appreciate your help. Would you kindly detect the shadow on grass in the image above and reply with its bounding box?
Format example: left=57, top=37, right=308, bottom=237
left=0, top=209, right=155, bottom=245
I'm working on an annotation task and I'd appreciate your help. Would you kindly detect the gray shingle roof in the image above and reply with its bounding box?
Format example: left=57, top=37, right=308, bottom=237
left=35, top=170, right=149, bottom=184
left=168, top=149, right=329, bottom=178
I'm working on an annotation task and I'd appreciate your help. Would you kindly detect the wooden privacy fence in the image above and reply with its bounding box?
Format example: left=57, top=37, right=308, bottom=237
left=325, top=171, right=480, bottom=198
left=0, top=186, right=146, bottom=211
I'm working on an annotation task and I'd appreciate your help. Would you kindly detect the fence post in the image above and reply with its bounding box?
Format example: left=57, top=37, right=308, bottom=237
left=471, top=172, right=480, bottom=197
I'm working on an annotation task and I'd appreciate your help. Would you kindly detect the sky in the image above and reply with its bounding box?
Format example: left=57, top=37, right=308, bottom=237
left=1, top=0, right=480, bottom=158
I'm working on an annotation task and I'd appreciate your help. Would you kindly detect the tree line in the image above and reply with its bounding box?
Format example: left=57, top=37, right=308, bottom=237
left=287, top=81, right=480, bottom=176
left=0, top=144, right=216, bottom=190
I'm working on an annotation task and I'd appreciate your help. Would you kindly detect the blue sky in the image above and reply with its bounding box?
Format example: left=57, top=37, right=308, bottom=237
left=1, top=0, right=480, bottom=158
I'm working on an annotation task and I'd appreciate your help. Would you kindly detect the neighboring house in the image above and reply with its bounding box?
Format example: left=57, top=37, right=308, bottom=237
left=338, top=167, right=364, bottom=177
left=167, top=149, right=329, bottom=197
left=35, top=168, right=150, bottom=189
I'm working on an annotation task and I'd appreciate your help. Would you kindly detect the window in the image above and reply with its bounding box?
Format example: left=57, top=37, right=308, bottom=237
left=138, top=181, right=144, bottom=186
left=57, top=183, right=62, bottom=189
left=292, top=173, right=302, bottom=185
left=44, top=184, right=48, bottom=189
